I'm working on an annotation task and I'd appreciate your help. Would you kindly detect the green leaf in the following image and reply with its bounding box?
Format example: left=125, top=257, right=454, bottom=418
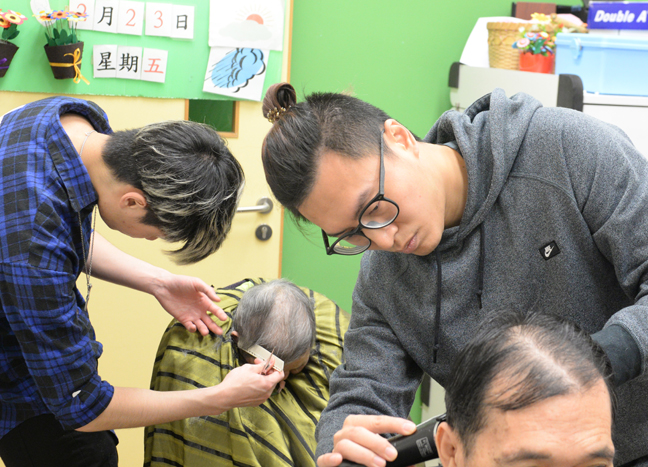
left=70, top=32, right=78, bottom=44
left=2, top=24, right=16, bottom=41
left=45, top=31, right=54, bottom=46
left=53, top=28, right=60, bottom=39
left=8, top=30, right=18, bottom=40
left=59, top=29, right=69, bottom=43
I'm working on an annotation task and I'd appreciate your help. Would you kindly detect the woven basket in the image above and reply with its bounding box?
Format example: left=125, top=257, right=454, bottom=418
left=487, top=22, right=530, bottom=70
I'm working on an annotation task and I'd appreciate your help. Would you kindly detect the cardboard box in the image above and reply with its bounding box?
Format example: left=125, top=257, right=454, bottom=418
left=555, top=32, right=648, bottom=96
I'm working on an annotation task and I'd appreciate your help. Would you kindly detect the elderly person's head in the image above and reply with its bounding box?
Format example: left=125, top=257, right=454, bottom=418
left=435, top=310, right=615, bottom=467
left=232, top=279, right=315, bottom=379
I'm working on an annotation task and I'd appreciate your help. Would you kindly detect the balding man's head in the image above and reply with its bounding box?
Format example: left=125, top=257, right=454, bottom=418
left=435, top=310, right=615, bottom=467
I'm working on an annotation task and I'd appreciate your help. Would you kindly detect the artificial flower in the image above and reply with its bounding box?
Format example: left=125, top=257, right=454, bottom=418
left=513, top=13, right=564, bottom=56
left=531, top=12, right=551, bottom=23
left=49, top=10, right=70, bottom=20
left=68, top=12, right=89, bottom=22
left=516, top=37, right=530, bottom=48
left=37, top=9, right=87, bottom=46
left=35, top=11, right=52, bottom=21
left=1, top=10, right=27, bottom=25
left=0, top=9, right=28, bottom=43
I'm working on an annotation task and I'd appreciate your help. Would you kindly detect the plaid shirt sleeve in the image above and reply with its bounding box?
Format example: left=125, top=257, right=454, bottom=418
left=0, top=96, right=114, bottom=436
left=0, top=262, right=114, bottom=430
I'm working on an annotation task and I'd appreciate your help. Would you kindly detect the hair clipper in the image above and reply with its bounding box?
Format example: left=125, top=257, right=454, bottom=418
left=338, top=413, right=446, bottom=467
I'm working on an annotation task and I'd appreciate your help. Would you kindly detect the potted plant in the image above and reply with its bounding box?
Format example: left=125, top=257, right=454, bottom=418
left=37, top=9, right=89, bottom=83
left=512, top=13, right=588, bottom=74
left=0, top=9, right=27, bottom=77
left=512, top=13, right=561, bottom=74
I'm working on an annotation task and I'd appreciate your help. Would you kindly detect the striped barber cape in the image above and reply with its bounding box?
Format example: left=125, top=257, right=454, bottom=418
left=144, top=278, right=350, bottom=467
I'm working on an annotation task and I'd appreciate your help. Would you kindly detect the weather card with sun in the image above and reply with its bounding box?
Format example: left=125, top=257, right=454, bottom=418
left=202, top=46, right=269, bottom=101
left=208, top=0, right=284, bottom=51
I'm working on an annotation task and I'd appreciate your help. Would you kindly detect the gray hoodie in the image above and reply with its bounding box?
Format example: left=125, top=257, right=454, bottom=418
left=315, top=89, right=648, bottom=465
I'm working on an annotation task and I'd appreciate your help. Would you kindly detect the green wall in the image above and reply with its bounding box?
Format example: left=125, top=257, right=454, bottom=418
left=285, top=0, right=577, bottom=311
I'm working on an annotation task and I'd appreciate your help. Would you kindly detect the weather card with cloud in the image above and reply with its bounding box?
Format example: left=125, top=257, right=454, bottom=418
left=208, top=0, right=284, bottom=51
left=203, top=46, right=269, bottom=101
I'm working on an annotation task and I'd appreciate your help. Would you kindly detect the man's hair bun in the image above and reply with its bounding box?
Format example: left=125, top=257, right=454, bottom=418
left=263, top=82, right=297, bottom=123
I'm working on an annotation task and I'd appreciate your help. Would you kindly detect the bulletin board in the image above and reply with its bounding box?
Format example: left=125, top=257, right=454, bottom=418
left=0, top=0, right=289, bottom=100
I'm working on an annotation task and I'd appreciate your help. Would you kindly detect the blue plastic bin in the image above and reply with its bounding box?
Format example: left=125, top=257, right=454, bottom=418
left=555, top=33, right=648, bottom=96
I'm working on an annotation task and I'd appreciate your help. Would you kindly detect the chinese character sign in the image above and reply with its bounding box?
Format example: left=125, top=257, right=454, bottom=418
left=94, top=44, right=167, bottom=82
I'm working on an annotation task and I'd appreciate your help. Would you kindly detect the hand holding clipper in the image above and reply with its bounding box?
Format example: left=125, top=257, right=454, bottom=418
left=338, top=414, right=445, bottom=467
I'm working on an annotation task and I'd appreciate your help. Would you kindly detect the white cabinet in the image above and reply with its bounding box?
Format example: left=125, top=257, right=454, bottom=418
left=582, top=92, right=648, bottom=156
left=448, top=63, right=648, bottom=157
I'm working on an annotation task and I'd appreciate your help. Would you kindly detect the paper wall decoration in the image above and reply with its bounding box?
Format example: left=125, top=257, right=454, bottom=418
left=116, top=45, right=142, bottom=79
left=93, top=0, right=119, bottom=33
left=117, top=0, right=144, bottom=35
left=208, top=0, right=284, bottom=51
left=67, top=1, right=194, bottom=38
left=144, top=2, right=172, bottom=37
left=202, top=46, right=268, bottom=101
left=141, top=47, right=167, bottom=82
left=171, top=4, right=194, bottom=39
left=69, top=0, right=94, bottom=30
left=94, top=44, right=167, bottom=82
left=93, top=43, right=117, bottom=77
left=29, top=0, right=51, bottom=25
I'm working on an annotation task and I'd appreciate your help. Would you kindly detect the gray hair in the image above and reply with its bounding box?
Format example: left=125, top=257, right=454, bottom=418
left=445, top=309, right=615, bottom=455
left=232, top=279, right=316, bottom=364
left=102, top=120, right=244, bottom=264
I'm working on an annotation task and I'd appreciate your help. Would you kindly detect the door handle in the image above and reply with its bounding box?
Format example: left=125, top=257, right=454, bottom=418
left=236, top=197, right=274, bottom=214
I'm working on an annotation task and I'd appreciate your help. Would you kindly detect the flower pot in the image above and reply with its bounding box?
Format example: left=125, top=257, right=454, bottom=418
left=0, top=42, right=18, bottom=78
left=44, top=42, right=87, bottom=82
left=519, top=51, right=555, bottom=74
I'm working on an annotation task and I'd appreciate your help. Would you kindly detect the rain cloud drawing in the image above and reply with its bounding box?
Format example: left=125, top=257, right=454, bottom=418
left=208, top=48, right=266, bottom=92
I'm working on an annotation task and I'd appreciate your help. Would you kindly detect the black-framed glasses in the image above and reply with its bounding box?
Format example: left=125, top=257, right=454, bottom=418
left=322, top=130, right=400, bottom=256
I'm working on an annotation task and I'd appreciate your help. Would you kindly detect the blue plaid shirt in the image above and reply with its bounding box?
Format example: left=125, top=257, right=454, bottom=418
left=0, top=97, right=115, bottom=438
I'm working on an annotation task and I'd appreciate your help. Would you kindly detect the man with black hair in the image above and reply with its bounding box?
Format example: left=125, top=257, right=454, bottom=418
left=261, top=83, right=642, bottom=467
left=0, top=97, right=283, bottom=467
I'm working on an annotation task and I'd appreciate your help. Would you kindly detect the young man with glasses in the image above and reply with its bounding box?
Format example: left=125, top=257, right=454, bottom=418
left=261, top=82, right=648, bottom=467
left=320, top=131, right=400, bottom=256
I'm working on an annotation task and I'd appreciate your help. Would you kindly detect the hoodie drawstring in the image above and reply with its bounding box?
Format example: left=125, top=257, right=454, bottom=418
left=432, top=223, right=485, bottom=364
left=432, top=250, right=442, bottom=363
left=477, top=223, right=484, bottom=310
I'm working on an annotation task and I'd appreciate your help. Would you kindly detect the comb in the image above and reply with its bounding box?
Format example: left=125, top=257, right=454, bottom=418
left=241, top=343, right=284, bottom=372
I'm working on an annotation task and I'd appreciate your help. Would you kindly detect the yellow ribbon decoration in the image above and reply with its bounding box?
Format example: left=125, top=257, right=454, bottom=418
left=49, top=47, right=89, bottom=85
